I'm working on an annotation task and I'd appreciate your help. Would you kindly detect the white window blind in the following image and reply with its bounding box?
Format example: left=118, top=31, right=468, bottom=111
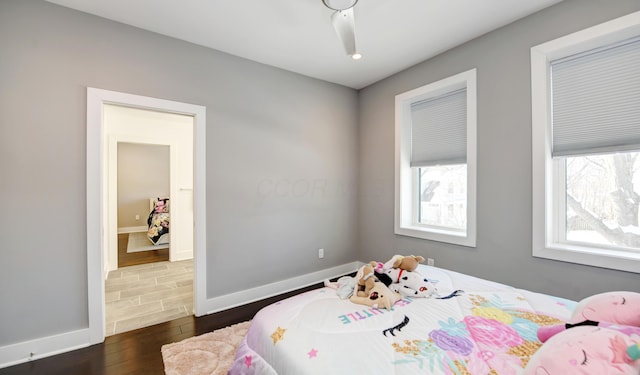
left=551, top=36, right=640, bottom=157
left=410, top=88, right=467, bottom=167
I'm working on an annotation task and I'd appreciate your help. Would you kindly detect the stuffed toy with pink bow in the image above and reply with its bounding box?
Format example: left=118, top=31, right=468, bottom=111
left=524, top=291, right=640, bottom=375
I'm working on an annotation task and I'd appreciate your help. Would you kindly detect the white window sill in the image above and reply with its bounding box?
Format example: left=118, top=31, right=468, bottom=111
left=533, top=243, right=640, bottom=273
left=395, top=224, right=475, bottom=247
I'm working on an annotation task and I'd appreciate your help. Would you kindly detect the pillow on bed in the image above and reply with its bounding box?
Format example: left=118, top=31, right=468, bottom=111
left=524, top=325, right=640, bottom=375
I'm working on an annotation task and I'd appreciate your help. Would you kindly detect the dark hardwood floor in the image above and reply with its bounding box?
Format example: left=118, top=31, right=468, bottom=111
left=118, top=233, right=169, bottom=268
left=0, top=283, right=323, bottom=375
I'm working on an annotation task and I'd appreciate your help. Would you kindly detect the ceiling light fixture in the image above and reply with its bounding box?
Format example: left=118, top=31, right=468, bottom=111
left=322, top=0, right=362, bottom=59
left=322, top=0, right=358, bottom=11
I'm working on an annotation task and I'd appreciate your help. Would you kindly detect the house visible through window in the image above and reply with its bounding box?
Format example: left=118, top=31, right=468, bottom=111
left=531, top=11, right=640, bottom=273
left=418, top=165, right=466, bottom=231
left=395, top=69, right=477, bottom=247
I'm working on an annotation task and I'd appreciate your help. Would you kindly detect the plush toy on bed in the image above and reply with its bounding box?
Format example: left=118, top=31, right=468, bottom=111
left=350, top=283, right=401, bottom=311
left=537, top=291, right=640, bottom=343
left=524, top=325, right=640, bottom=374
left=523, top=291, right=640, bottom=375
left=383, top=267, right=437, bottom=298
left=383, top=254, right=425, bottom=272
left=379, top=255, right=435, bottom=298
left=324, top=276, right=356, bottom=299
left=355, top=263, right=378, bottom=297
left=349, top=264, right=401, bottom=310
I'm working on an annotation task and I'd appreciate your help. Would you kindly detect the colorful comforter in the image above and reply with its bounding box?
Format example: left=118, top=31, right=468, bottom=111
left=229, top=265, right=576, bottom=375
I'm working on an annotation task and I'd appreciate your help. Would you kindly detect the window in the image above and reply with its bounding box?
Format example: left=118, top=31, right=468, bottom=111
left=531, top=11, right=640, bottom=273
left=395, top=69, right=477, bottom=246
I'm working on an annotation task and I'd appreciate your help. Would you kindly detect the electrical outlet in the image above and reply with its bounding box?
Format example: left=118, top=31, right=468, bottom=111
left=427, top=258, right=435, bottom=266
left=318, top=248, right=324, bottom=259
left=135, top=214, right=140, bottom=220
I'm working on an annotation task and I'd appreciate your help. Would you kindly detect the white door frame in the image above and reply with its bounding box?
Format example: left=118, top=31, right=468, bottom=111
left=87, top=87, right=207, bottom=344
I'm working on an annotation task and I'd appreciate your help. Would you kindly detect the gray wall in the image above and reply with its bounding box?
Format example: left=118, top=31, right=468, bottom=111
left=358, top=0, right=640, bottom=302
left=0, top=0, right=358, bottom=346
left=117, top=143, right=169, bottom=228
left=2, top=0, right=639, bottom=353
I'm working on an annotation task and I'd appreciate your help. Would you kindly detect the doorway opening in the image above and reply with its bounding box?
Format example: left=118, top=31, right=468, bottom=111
left=105, top=140, right=192, bottom=336
left=87, top=88, right=207, bottom=344
left=117, top=143, right=170, bottom=268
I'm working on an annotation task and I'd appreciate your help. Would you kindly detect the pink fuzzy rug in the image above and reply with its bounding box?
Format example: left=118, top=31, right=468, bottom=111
left=161, top=321, right=251, bottom=375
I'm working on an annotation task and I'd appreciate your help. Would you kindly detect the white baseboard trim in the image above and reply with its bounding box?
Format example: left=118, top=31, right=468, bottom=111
left=117, top=226, right=147, bottom=234
left=201, top=261, right=361, bottom=316
left=0, top=328, right=90, bottom=370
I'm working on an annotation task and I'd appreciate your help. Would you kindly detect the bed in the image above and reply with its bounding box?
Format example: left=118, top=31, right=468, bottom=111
left=147, top=197, right=169, bottom=245
left=229, top=264, right=578, bottom=374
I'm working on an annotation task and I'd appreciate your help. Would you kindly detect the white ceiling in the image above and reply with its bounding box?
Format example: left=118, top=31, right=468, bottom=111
left=45, top=0, right=562, bottom=89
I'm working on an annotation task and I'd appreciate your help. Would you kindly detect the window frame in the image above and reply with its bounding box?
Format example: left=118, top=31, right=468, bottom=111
left=395, top=69, right=477, bottom=247
left=531, top=11, right=640, bottom=273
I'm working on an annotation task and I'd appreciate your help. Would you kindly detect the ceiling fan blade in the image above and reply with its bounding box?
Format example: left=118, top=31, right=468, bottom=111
left=331, top=8, right=357, bottom=56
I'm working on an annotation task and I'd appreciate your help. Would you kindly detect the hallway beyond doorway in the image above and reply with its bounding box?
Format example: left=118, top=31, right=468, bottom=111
left=118, top=233, right=168, bottom=268
left=105, top=259, right=193, bottom=336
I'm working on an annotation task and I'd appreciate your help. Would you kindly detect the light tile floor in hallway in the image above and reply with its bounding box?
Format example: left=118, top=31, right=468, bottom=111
left=105, top=259, right=193, bottom=336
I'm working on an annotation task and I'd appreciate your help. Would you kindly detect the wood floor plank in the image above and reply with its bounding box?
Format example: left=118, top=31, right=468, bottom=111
left=118, top=233, right=169, bottom=268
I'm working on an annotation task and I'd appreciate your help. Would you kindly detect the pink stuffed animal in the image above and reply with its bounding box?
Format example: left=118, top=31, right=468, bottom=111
left=538, top=291, right=640, bottom=343
left=525, top=325, right=640, bottom=375
left=527, top=291, right=640, bottom=375
left=571, top=291, right=640, bottom=326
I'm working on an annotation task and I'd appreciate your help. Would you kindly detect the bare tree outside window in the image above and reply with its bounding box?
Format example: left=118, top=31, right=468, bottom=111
left=565, top=152, right=640, bottom=249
